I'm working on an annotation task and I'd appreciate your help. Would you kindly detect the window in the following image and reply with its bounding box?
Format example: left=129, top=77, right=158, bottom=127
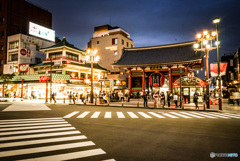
left=126, top=42, right=129, bottom=47
left=97, top=41, right=99, bottom=44
left=122, top=39, right=124, bottom=45
left=230, top=59, right=233, bottom=66
left=131, top=44, right=133, bottom=48
left=23, top=43, right=30, bottom=49
left=9, top=41, right=19, bottom=49
left=112, top=38, right=118, bottom=45
left=66, top=52, right=79, bottom=60
left=0, top=59, right=3, bottom=66
left=11, top=54, right=18, bottom=61
left=49, top=52, right=62, bottom=59
left=114, top=51, right=118, bottom=55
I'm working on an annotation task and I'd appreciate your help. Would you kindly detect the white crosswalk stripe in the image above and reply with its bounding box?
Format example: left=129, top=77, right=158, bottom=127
left=62, top=111, right=240, bottom=119
left=0, top=118, right=112, bottom=161
left=91, top=111, right=101, bottom=118
left=117, top=112, right=125, bottom=118
left=138, top=112, right=152, bottom=118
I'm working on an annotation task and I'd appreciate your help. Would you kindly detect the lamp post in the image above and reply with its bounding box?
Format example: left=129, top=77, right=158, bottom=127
left=194, top=30, right=217, bottom=109
left=86, top=49, right=99, bottom=103
left=213, top=17, right=222, bottom=110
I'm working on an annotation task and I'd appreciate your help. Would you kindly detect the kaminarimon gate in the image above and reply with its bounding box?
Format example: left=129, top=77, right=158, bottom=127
left=112, top=41, right=206, bottom=103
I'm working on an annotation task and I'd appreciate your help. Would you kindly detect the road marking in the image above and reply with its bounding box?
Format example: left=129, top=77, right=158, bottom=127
left=0, top=119, right=65, bottom=125
left=0, top=117, right=63, bottom=122
left=169, top=112, right=191, bottom=118
left=17, top=148, right=106, bottom=161
left=0, top=127, right=76, bottom=136
left=0, top=135, right=87, bottom=148
left=199, top=112, right=231, bottom=119
left=0, top=141, right=95, bottom=157
left=180, top=112, right=204, bottom=118
left=189, top=112, right=217, bottom=118
left=138, top=112, right=152, bottom=118
left=117, top=112, right=125, bottom=118
left=102, top=159, right=116, bottom=161
left=127, top=112, right=139, bottom=118
left=77, top=111, right=90, bottom=118
left=212, top=112, right=240, bottom=119
left=148, top=112, right=165, bottom=118
left=160, top=112, right=179, bottom=118
left=0, top=121, right=68, bottom=128
left=104, top=112, right=112, bottom=118
left=0, top=131, right=81, bottom=141
left=63, top=111, right=79, bottom=118
left=0, top=124, right=71, bottom=132
left=91, top=112, right=101, bottom=118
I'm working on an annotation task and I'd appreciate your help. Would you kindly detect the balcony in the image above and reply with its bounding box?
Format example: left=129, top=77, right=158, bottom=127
left=43, top=56, right=84, bottom=64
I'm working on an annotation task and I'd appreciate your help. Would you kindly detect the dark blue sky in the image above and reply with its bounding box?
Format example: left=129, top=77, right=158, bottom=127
left=29, top=0, right=240, bottom=77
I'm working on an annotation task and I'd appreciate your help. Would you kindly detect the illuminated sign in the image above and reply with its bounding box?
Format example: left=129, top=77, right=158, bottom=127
left=19, top=64, right=29, bottom=72
left=20, top=49, right=31, bottom=57
left=105, top=46, right=117, bottom=51
left=29, top=22, right=55, bottom=42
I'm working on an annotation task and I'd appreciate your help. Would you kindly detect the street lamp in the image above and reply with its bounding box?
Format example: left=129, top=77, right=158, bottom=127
left=194, top=30, right=217, bottom=109
left=213, top=17, right=222, bottom=110
left=86, top=49, right=99, bottom=103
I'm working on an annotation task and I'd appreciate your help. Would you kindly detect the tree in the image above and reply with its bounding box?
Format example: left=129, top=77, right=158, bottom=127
left=0, top=74, right=15, bottom=98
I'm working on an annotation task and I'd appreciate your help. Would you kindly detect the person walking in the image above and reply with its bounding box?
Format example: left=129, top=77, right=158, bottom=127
left=167, top=91, right=171, bottom=107
left=193, top=92, right=199, bottom=109
left=173, top=92, right=178, bottom=108
left=143, top=93, right=148, bottom=107
left=72, top=93, right=76, bottom=104
left=160, top=92, right=165, bottom=108
left=69, top=92, right=72, bottom=103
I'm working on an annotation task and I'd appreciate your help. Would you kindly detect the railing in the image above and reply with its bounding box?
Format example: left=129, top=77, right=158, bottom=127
left=43, top=56, right=84, bottom=64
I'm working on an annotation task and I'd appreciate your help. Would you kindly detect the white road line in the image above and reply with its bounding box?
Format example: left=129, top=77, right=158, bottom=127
left=0, top=121, right=68, bottom=128
left=17, top=148, right=106, bottom=161
left=0, top=127, right=75, bottom=136
left=91, top=112, right=101, bottom=118
left=212, top=112, right=240, bottom=119
left=63, top=111, right=79, bottom=118
left=0, top=119, right=65, bottom=125
left=160, top=112, right=179, bottom=118
left=0, top=124, right=71, bottom=132
left=127, top=112, right=139, bottom=118
left=0, top=135, right=87, bottom=148
left=0, top=141, right=95, bottom=157
left=148, top=112, right=165, bottom=118
left=0, top=131, right=80, bottom=141
left=102, top=159, right=116, bottom=161
left=0, top=118, right=63, bottom=122
left=104, top=112, right=112, bottom=118
left=117, top=112, right=125, bottom=118
left=77, top=111, right=90, bottom=118
left=189, top=112, right=217, bottom=118
left=180, top=112, right=204, bottom=118
left=138, top=112, right=152, bottom=118
left=200, top=112, right=231, bottom=119
left=169, top=112, right=191, bottom=118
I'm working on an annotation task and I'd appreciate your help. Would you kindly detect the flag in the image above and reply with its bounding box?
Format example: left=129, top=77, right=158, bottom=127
left=210, top=63, right=228, bottom=77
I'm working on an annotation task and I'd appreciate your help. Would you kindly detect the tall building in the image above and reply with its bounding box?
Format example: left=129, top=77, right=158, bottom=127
left=0, top=0, right=52, bottom=74
left=88, top=24, right=134, bottom=92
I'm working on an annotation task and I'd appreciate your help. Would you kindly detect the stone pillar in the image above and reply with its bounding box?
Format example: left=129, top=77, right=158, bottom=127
left=168, top=67, right=172, bottom=92
left=141, top=67, right=146, bottom=95
left=127, top=68, right=132, bottom=95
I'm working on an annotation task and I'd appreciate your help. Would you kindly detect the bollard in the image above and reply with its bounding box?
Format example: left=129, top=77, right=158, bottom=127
left=137, top=99, right=139, bottom=107
left=64, top=97, right=65, bottom=104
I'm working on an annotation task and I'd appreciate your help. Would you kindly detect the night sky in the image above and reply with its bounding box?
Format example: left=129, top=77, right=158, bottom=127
left=29, top=0, right=240, bottom=77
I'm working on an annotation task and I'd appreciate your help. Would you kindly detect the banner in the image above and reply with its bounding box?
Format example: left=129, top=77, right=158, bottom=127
left=18, top=64, right=29, bottom=72
left=210, top=63, right=228, bottom=77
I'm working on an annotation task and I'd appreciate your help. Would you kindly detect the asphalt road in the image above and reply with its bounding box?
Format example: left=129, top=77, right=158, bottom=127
left=0, top=103, right=240, bottom=161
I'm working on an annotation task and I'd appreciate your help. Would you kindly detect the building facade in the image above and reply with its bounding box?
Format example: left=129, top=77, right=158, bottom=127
left=0, top=0, right=52, bottom=74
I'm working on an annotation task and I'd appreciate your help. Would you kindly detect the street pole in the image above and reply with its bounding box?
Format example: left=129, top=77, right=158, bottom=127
left=21, top=79, right=24, bottom=99
left=50, top=57, right=52, bottom=103
left=46, top=79, right=48, bottom=103
left=90, top=61, right=94, bottom=103
left=205, top=49, right=210, bottom=109
left=180, top=66, right=182, bottom=108
left=2, top=81, right=5, bottom=98
left=216, top=22, right=222, bottom=110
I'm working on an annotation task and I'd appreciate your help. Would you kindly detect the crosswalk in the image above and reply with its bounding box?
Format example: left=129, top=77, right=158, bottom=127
left=0, top=118, right=114, bottom=161
left=63, top=111, right=240, bottom=119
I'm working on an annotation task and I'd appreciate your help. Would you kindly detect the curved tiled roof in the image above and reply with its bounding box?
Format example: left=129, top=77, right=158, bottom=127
left=113, top=41, right=202, bottom=66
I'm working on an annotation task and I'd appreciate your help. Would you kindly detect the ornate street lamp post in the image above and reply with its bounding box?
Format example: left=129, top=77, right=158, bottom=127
left=86, top=49, right=99, bottom=103
left=194, top=30, right=217, bottom=109
left=213, top=17, right=222, bottom=110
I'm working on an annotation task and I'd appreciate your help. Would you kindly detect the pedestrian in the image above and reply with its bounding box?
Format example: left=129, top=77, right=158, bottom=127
left=52, top=93, right=56, bottom=103
left=72, top=93, right=76, bottom=104
left=76, top=93, right=78, bottom=101
left=193, top=92, right=199, bottom=109
left=80, top=93, right=84, bottom=103
left=119, top=91, right=124, bottom=101
left=160, top=92, right=165, bottom=108
left=143, top=93, right=148, bottom=107
left=69, top=92, right=72, bottom=103
left=173, top=92, right=178, bottom=108
left=167, top=91, right=171, bottom=107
